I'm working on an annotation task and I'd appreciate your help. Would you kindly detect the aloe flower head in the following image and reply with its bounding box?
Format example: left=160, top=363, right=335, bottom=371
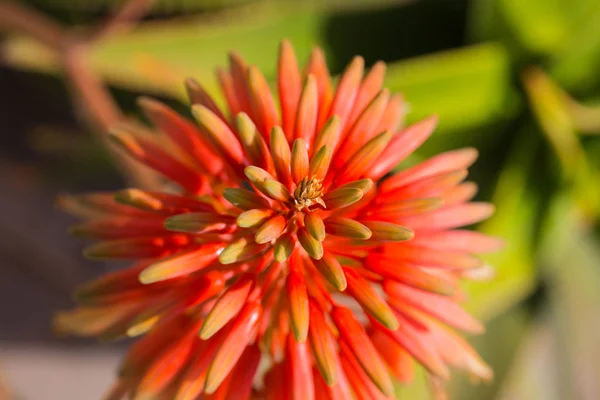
left=57, top=41, right=499, bottom=400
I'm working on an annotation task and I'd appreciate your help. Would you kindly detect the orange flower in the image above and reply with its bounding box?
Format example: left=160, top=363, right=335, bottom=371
left=56, top=41, right=500, bottom=399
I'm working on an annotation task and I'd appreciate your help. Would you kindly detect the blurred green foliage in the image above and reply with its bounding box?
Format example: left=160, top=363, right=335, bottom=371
left=2, top=0, right=600, bottom=399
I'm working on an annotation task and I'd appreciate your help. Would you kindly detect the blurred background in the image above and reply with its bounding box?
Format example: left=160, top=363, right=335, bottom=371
left=1, top=0, right=600, bottom=399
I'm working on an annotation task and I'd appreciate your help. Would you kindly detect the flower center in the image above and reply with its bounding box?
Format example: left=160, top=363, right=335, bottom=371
left=292, top=176, right=326, bottom=211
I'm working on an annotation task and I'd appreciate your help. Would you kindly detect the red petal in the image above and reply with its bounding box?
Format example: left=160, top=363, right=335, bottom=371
left=409, top=230, right=504, bottom=253
left=304, top=47, right=333, bottom=131
left=235, top=113, right=275, bottom=173
left=399, top=202, right=495, bottom=232
left=200, top=275, right=254, bottom=339
left=294, top=75, right=319, bottom=148
left=217, top=68, right=241, bottom=119
left=383, top=244, right=483, bottom=269
left=138, top=96, right=222, bottom=175
left=192, top=105, right=245, bottom=173
left=375, top=93, right=405, bottom=134
left=287, top=335, right=315, bottom=400
left=69, top=216, right=167, bottom=240
left=228, top=52, right=253, bottom=117
left=291, top=139, right=310, bottom=183
left=442, top=182, right=479, bottom=205
left=332, top=306, right=394, bottom=396
left=335, top=89, right=389, bottom=169
left=278, top=40, right=302, bottom=139
left=287, top=266, right=309, bottom=342
left=365, top=256, right=455, bottom=295
left=270, top=126, right=294, bottom=188
left=379, top=170, right=467, bottom=203
left=175, top=328, right=228, bottom=400
left=313, top=252, right=347, bottom=291
left=255, top=214, right=287, bottom=244
left=223, top=344, right=262, bottom=400
left=264, top=362, right=290, bottom=400
left=328, top=56, right=364, bottom=138
left=347, top=61, right=387, bottom=127
left=204, top=301, right=262, bottom=394
left=344, top=267, right=398, bottom=330
left=139, top=243, right=223, bottom=284
left=119, top=315, right=194, bottom=379
left=380, top=147, right=478, bottom=193
left=308, top=299, right=340, bottom=385
left=334, top=131, right=391, bottom=184
left=135, top=321, right=200, bottom=398
left=110, top=130, right=206, bottom=194
left=248, top=66, right=280, bottom=139
left=339, top=343, right=393, bottom=400
left=83, top=235, right=189, bottom=260
left=185, top=78, right=229, bottom=125
left=370, top=329, right=414, bottom=383
left=363, top=198, right=444, bottom=222
left=384, top=281, right=484, bottom=333
left=368, top=116, right=438, bottom=180
left=372, top=316, right=450, bottom=379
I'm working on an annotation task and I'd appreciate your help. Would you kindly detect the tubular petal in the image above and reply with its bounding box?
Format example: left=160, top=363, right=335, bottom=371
left=380, top=147, right=479, bottom=192
left=255, top=215, right=287, bottom=244
left=336, top=89, right=390, bottom=168
left=133, top=322, right=200, bottom=399
left=237, top=209, right=274, bottom=228
left=185, top=78, right=229, bottom=124
left=328, top=56, right=364, bottom=135
left=324, top=218, right=371, bottom=240
left=308, top=299, right=339, bottom=385
left=236, top=113, right=274, bottom=173
left=204, top=301, right=261, bottom=394
left=248, top=66, right=280, bottom=138
left=399, top=203, right=495, bottom=232
left=200, top=276, right=254, bottom=339
left=304, top=47, right=333, bottom=130
left=223, top=187, right=271, bottom=210
left=294, top=75, right=319, bottom=146
left=218, top=237, right=268, bottom=265
left=384, top=281, right=484, bottom=333
left=360, top=221, right=414, bottom=242
left=298, top=228, right=324, bottom=260
left=335, top=131, right=391, bottom=184
left=270, top=126, right=294, bottom=187
left=368, top=116, right=439, bottom=180
left=304, top=213, right=326, bottom=241
left=322, top=188, right=363, bottom=210
left=332, top=306, right=394, bottom=396
left=291, top=139, right=310, bottom=183
left=287, top=336, right=315, bottom=400
left=139, top=244, right=223, bottom=284
left=344, top=267, right=398, bottom=330
left=278, top=40, right=302, bottom=139
left=274, top=233, right=296, bottom=262
left=308, top=145, right=333, bottom=181
left=109, top=130, right=206, bottom=194
left=313, top=253, right=347, bottom=291
left=191, top=105, right=245, bottom=169
left=137, top=96, right=222, bottom=175
left=287, top=267, right=310, bottom=342
left=340, top=344, right=393, bottom=400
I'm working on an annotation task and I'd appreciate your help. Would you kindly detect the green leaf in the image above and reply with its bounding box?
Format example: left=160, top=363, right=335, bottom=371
left=2, top=4, right=327, bottom=100
left=462, top=132, right=539, bottom=322
left=536, top=194, right=600, bottom=398
left=384, top=43, right=519, bottom=135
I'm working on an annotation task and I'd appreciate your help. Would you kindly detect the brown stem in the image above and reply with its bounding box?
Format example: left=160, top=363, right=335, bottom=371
left=0, top=1, right=68, bottom=51
left=0, top=0, right=161, bottom=188
left=90, top=0, right=158, bottom=43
